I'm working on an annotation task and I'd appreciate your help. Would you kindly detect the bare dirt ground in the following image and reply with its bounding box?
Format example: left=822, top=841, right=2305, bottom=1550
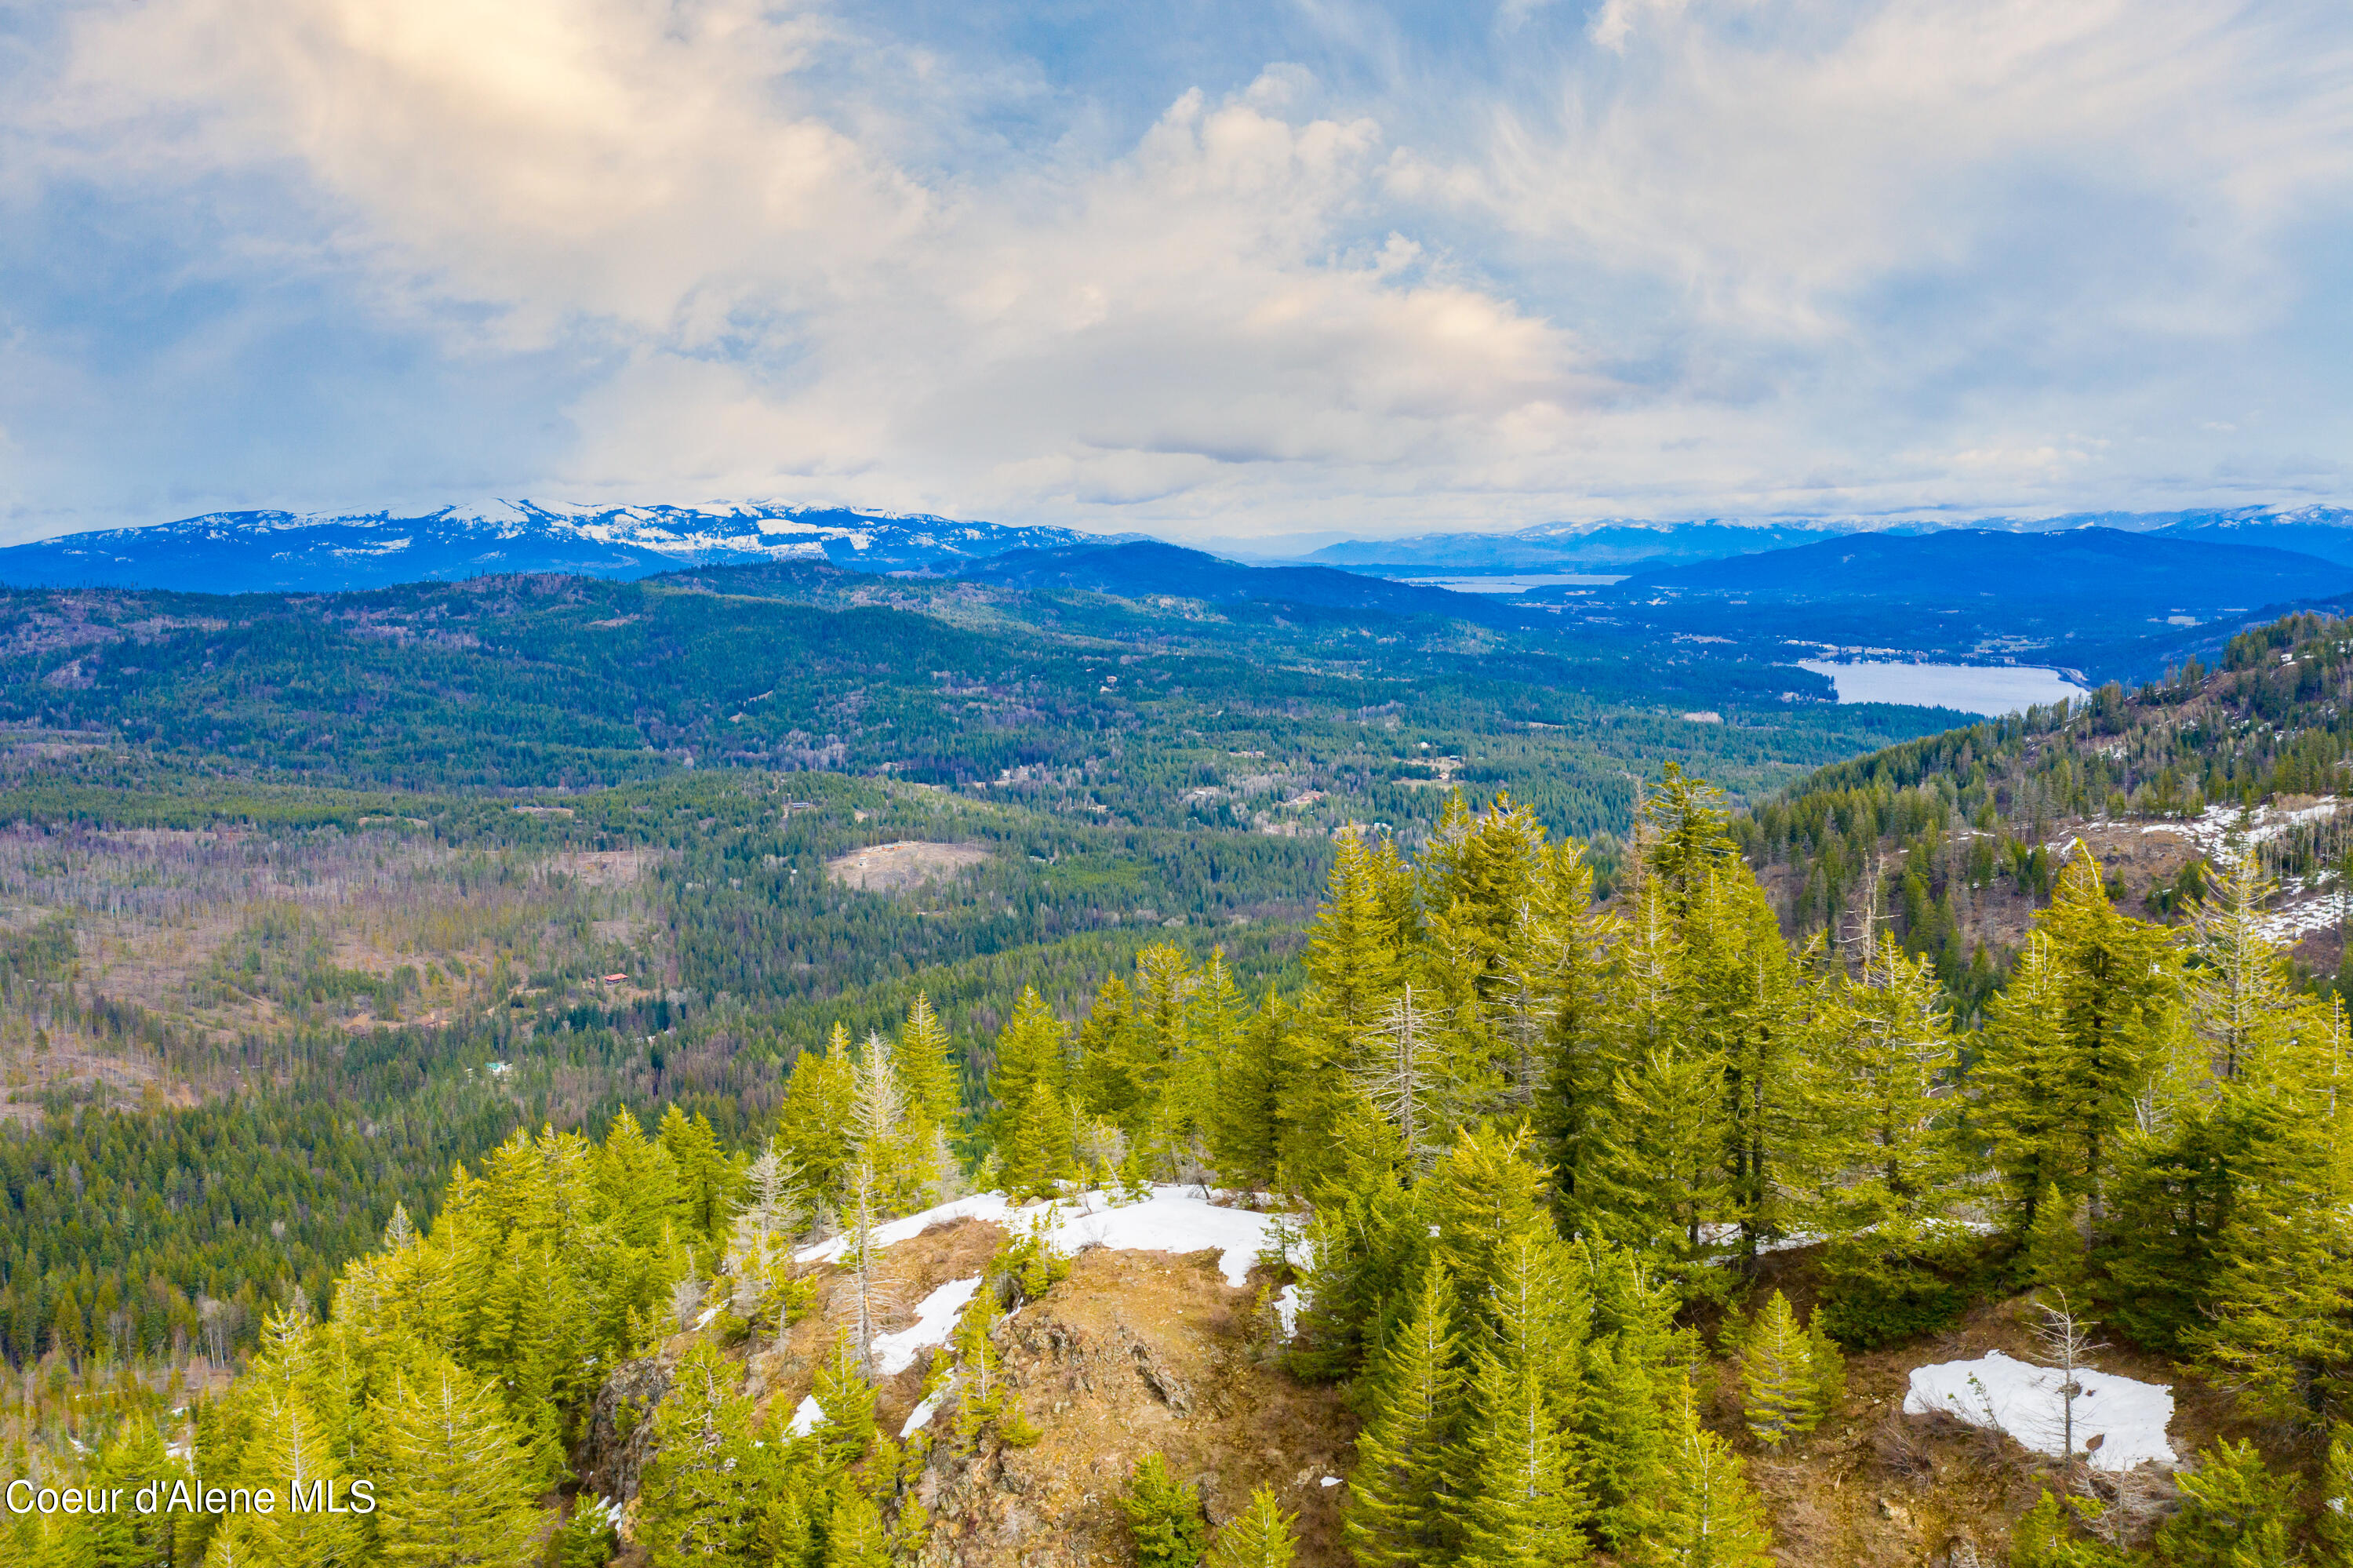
left=827, top=840, right=994, bottom=893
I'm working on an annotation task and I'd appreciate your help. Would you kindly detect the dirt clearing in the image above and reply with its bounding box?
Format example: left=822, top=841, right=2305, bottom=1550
left=827, top=840, right=992, bottom=892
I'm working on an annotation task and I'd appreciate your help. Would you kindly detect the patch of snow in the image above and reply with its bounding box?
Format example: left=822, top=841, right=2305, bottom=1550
left=1275, top=1285, right=1303, bottom=1341
left=787, top=1394, right=824, bottom=1437
left=1051, top=1187, right=1297, bottom=1286
left=1695, top=1222, right=1821, bottom=1256
left=1903, top=1350, right=2175, bottom=1471
left=693, top=1304, right=721, bottom=1330
left=900, top=1388, right=947, bottom=1439
left=1321, top=1476, right=1342, bottom=1487
left=871, top=1276, right=983, bottom=1376
left=2152, top=797, right=2346, bottom=855
left=795, top=1187, right=1302, bottom=1290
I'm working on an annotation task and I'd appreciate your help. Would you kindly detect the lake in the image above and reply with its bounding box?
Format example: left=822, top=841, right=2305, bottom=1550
left=1404, top=573, right=1627, bottom=594
left=1797, top=660, right=2088, bottom=715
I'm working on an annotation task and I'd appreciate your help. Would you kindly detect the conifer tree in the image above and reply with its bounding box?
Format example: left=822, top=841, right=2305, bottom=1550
left=1978, top=849, right=2179, bottom=1224
left=1421, top=1128, right=1555, bottom=1339
left=1575, top=1242, right=1685, bottom=1551
left=1076, top=971, right=1147, bottom=1133
left=1002, top=1079, right=1076, bottom=1199
left=1289, top=830, right=1414, bottom=1191
left=371, top=1361, right=541, bottom=1568
left=213, top=1383, right=363, bottom=1568
left=855, top=1030, right=936, bottom=1212
left=1737, top=1292, right=1820, bottom=1447
left=840, top=1162, right=886, bottom=1366
left=1286, top=1112, right=1423, bottom=1384
left=1646, top=1383, right=1775, bottom=1568
left=984, top=987, right=1068, bottom=1151
left=1122, top=1453, right=1209, bottom=1568
left=1795, top=933, right=1965, bottom=1337
left=591, top=1110, right=682, bottom=1250
left=2196, top=1124, right=2353, bottom=1427
left=809, top=1326, right=882, bottom=1468
left=1173, top=948, right=1249, bottom=1161
left=2022, top=1182, right=2087, bottom=1301
left=1344, top=1257, right=1464, bottom=1568
left=2185, top=848, right=2297, bottom=1081
left=2153, top=1439, right=2297, bottom=1568
left=1351, top=983, right=1442, bottom=1170
left=1453, top=1231, right=1589, bottom=1566
left=1575, top=1042, right=1733, bottom=1297
left=824, top=1473, right=893, bottom=1568
left=1206, top=1488, right=1300, bottom=1568
left=1209, top=988, right=1297, bottom=1191
left=1806, top=1312, right=1846, bottom=1419
left=2315, top=1426, right=2353, bottom=1566
left=636, top=1344, right=761, bottom=1566
left=947, top=1281, right=1036, bottom=1447
left=1525, top=837, right=1617, bottom=1191
left=897, top=992, right=963, bottom=1132
left=660, top=1105, right=740, bottom=1242
left=1304, top=831, right=1409, bottom=1042
left=776, top=1028, right=861, bottom=1203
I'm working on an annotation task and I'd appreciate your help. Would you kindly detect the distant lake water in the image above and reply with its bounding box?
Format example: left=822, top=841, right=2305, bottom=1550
left=1797, top=660, right=2089, bottom=715
left=1404, top=573, right=1627, bottom=594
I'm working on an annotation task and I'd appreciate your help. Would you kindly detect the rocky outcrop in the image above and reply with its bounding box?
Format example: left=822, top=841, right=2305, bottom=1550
left=573, top=1350, right=675, bottom=1504
left=908, top=1247, right=1353, bottom=1566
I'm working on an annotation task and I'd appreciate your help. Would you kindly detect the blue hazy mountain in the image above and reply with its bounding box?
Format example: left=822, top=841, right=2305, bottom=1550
left=1300, top=520, right=1845, bottom=572
left=954, top=539, right=1546, bottom=628
left=1619, top=526, right=2350, bottom=606
left=0, top=501, right=1098, bottom=592
left=2148, top=505, right=2353, bottom=568
left=1292, top=505, right=2353, bottom=576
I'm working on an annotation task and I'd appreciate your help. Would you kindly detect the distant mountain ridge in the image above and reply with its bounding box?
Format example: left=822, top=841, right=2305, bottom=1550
left=1291, top=504, right=2353, bottom=575
left=954, top=539, right=1543, bottom=628
left=1301, top=520, right=1845, bottom=572
left=0, top=501, right=1100, bottom=593
left=1620, top=526, right=2352, bottom=606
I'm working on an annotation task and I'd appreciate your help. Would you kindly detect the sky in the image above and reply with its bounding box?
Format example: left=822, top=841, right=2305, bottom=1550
left=1, top=0, right=2348, bottom=543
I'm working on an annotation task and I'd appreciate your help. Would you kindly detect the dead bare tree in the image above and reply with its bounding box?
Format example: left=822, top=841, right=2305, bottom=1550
left=2030, top=1290, right=2109, bottom=1493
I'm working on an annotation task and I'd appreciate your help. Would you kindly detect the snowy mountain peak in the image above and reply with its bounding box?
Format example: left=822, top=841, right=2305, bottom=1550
left=0, top=502, right=1100, bottom=594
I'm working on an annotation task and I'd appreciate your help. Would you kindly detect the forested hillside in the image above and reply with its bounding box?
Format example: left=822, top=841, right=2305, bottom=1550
left=0, top=561, right=1936, bottom=825
left=13, top=762, right=2353, bottom=1566
left=0, top=557, right=1960, bottom=1387
left=1741, top=610, right=2353, bottom=1017
left=16, top=584, right=2353, bottom=1566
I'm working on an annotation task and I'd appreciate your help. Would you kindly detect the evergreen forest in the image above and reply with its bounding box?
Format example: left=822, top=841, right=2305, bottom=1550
left=8, top=581, right=2353, bottom=1565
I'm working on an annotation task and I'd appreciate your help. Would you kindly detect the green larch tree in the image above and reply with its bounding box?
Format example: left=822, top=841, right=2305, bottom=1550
left=1344, top=1257, right=1464, bottom=1568
left=1644, top=1382, right=1775, bottom=1568
left=1736, top=1292, right=1820, bottom=1448
left=371, top=1359, right=542, bottom=1568
left=1206, top=1487, right=1300, bottom=1568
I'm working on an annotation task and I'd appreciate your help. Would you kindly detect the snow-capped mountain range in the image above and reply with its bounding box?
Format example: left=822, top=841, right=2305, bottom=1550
left=0, top=500, right=1100, bottom=594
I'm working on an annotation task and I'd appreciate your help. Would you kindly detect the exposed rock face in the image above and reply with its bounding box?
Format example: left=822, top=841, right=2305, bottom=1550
left=574, top=1351, right=675, bottom=1504
left=910, top=1248, right=1353, bottom=1567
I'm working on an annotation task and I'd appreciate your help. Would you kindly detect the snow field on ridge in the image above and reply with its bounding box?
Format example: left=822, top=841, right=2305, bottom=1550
left=794, top=1185, right=1300, bottom=1290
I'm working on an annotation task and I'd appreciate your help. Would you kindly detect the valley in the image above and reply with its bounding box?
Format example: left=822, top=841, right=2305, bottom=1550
left=7, top=516, right=2353, bottom=1568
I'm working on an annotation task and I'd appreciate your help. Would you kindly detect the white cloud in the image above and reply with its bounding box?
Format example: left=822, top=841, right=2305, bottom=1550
left=1, top=0, right=2348, bottom=537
